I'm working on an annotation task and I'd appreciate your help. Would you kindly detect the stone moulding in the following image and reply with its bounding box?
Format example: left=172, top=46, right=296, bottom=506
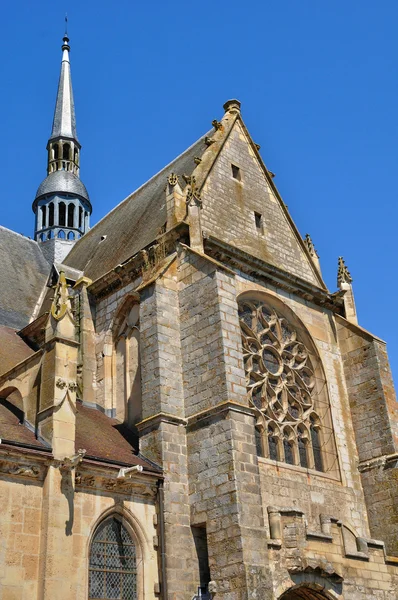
left=75, top=467, right=158, bottom=498
left=203, top=235, right=345, bottom=314
left=136, top=412, right=188, bottom=435
left=358, top=452, right=398, bottom=473
left=0, top=460, right=43, bottom=480
left=186, top=400, right=257, bottom=430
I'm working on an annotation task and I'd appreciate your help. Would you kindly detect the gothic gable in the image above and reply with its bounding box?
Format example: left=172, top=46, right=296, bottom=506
left=199, top=118, right=324, bottom=288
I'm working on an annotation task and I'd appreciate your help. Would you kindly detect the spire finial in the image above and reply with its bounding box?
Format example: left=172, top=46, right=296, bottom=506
left=62, top=15, right=70, bottom=51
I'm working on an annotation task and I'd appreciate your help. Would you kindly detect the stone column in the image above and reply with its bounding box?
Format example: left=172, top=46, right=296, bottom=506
left=54, top=199, right=59, bottom=228
left=37, top=205, right=43, bottom=233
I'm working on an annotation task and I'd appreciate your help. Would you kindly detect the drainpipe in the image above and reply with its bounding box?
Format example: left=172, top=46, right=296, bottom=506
left=157, top=479, right=168, bottom=600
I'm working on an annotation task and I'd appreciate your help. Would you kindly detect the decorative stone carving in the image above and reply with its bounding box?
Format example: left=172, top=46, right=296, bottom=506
left=193, top=157, right=202, bottom=165
left=60, top=449, right=86, bottom=470
left=56, top=378, right=78, bottom=392
left=183, top=175, right=202, bottom=206
left=75, top=472, right=95, bottom=487
left=205, top=136, right=216, bottom=146
left=167, top=172, right=179, bottom=187
left=239, top=300, right=316, bottom=422
left=56, top=377, right=67, bottom=389
left=337, top=256, right=352, bottom=287
left=51, top=271, right=72, bottom=321
left=7, top=464, right=40, bottom=478
left=238, top=299, right=325, bottom=470
left=211, top=119, right=222, bottom=131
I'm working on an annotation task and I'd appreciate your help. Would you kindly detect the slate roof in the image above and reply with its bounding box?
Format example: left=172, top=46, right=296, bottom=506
left=0, top=326, right=35, bottom=376
left=50, top=36, right=78, bottom=142
left=0, top=396, right=160, bottom=471
left=0, top=227, right=50, bottom=329
left=75, top=402, right=161, bottom=471
left=34, top=171, right=90, bottom=204
left=0, top=398, right=45, bottom=448
left=64, top=133, right=210, bottom=281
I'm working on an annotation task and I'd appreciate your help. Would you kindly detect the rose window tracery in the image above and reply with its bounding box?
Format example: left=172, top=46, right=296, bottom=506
left=238, top=299, right=324, bottom=471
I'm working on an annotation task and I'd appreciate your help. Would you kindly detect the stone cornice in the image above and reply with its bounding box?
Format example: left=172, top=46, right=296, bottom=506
left=203, top=235, right=345, bottom=314
left=0, top=349, right=43, bottom=385
left=43, top=335, right=79, bottom=349
left=178, top=243, right=236, bottom=276
left=136, top=412, right=188, bottom=434
left=187, top=400, right=256, bottom=429
left=358, top=452, right=398, bottom=473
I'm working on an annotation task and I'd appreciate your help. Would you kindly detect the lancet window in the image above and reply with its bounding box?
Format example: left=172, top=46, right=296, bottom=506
left=238, top=298, right=336, bottom=474
left=89, top=517, right=137, bottom=600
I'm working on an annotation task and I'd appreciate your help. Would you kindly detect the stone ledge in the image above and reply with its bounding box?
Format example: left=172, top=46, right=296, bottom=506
left=136, top=412, right=187, bottom=434
left=186, top=400, right=256, bottom=429
left=306, top=531, right=333, bottom=542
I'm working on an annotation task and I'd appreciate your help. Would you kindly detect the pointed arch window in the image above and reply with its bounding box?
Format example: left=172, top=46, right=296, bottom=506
left=59, top=202, right=66, bottom=226
left=40, top=205, right=47, bottom=228
left=63, top=143, right=70, bottom=160
left=48, top=202, right=54, bottom=227
left=89, top=517, right=137, bottom=600
left=239, top=298, right=338, bottom=475
left=68, top=203, right=75, bottom=227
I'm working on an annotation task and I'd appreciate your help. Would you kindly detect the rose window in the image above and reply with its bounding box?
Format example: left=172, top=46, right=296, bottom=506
left=238, top=299, right=324, bottom=471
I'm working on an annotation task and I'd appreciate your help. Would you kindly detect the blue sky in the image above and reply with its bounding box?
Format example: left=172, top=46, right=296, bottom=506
left=0, top=1, right=397, bottom=382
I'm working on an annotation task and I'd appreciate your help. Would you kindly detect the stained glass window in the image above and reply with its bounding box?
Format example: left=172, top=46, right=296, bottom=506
left=238, top=299, right=326, bottom=472
left=89, top=517, right=137, bottom=600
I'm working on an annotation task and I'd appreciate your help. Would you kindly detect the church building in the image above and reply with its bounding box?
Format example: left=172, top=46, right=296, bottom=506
left=0, top=31, right=397, bottom=600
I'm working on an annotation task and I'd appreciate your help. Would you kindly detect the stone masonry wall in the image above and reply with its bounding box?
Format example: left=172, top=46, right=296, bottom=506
left=0, top=477, right=43, bottom=600
left=236, top=275, right=370, bottom=539
left=179, top=248, right=271, bottom=600
left=200, top=120, right=319, bottom=287
left=337, top=317, right=398, bottom=556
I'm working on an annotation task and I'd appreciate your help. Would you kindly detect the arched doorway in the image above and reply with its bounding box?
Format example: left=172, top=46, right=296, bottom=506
left=280, top=587, right=331, bottom=600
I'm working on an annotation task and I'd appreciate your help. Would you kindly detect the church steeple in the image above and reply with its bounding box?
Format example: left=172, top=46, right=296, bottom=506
left=47, top=30, right=80, bottom=176
left=32, top=30, right=91, bottom=252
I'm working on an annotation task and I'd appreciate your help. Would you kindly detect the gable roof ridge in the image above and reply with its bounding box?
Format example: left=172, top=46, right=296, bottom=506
left=235, top=116, right=328, bottom=291
left=188, top=111, right=239, bottom=193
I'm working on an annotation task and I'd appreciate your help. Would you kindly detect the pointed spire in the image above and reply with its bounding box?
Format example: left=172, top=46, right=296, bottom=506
left=337, top=256, right=353, bottom=288
left=50, top=29, right=78, bottom=142
left=337, top=257, right=357, bottom=324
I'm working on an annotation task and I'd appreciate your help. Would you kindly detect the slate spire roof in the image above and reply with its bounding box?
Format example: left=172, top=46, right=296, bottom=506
left=49, top=33, right=78, bottom=143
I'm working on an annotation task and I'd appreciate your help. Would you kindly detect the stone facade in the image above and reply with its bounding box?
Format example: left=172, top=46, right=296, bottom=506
left=1, top=99, right=398, bottom=600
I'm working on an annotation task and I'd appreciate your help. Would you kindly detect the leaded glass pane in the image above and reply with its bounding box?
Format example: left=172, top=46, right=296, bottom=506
left=89, top=517, right=137, bottom=600
left=311, top=426, right=323, bottom=472
left=298, top=436, right=308, bottom=468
